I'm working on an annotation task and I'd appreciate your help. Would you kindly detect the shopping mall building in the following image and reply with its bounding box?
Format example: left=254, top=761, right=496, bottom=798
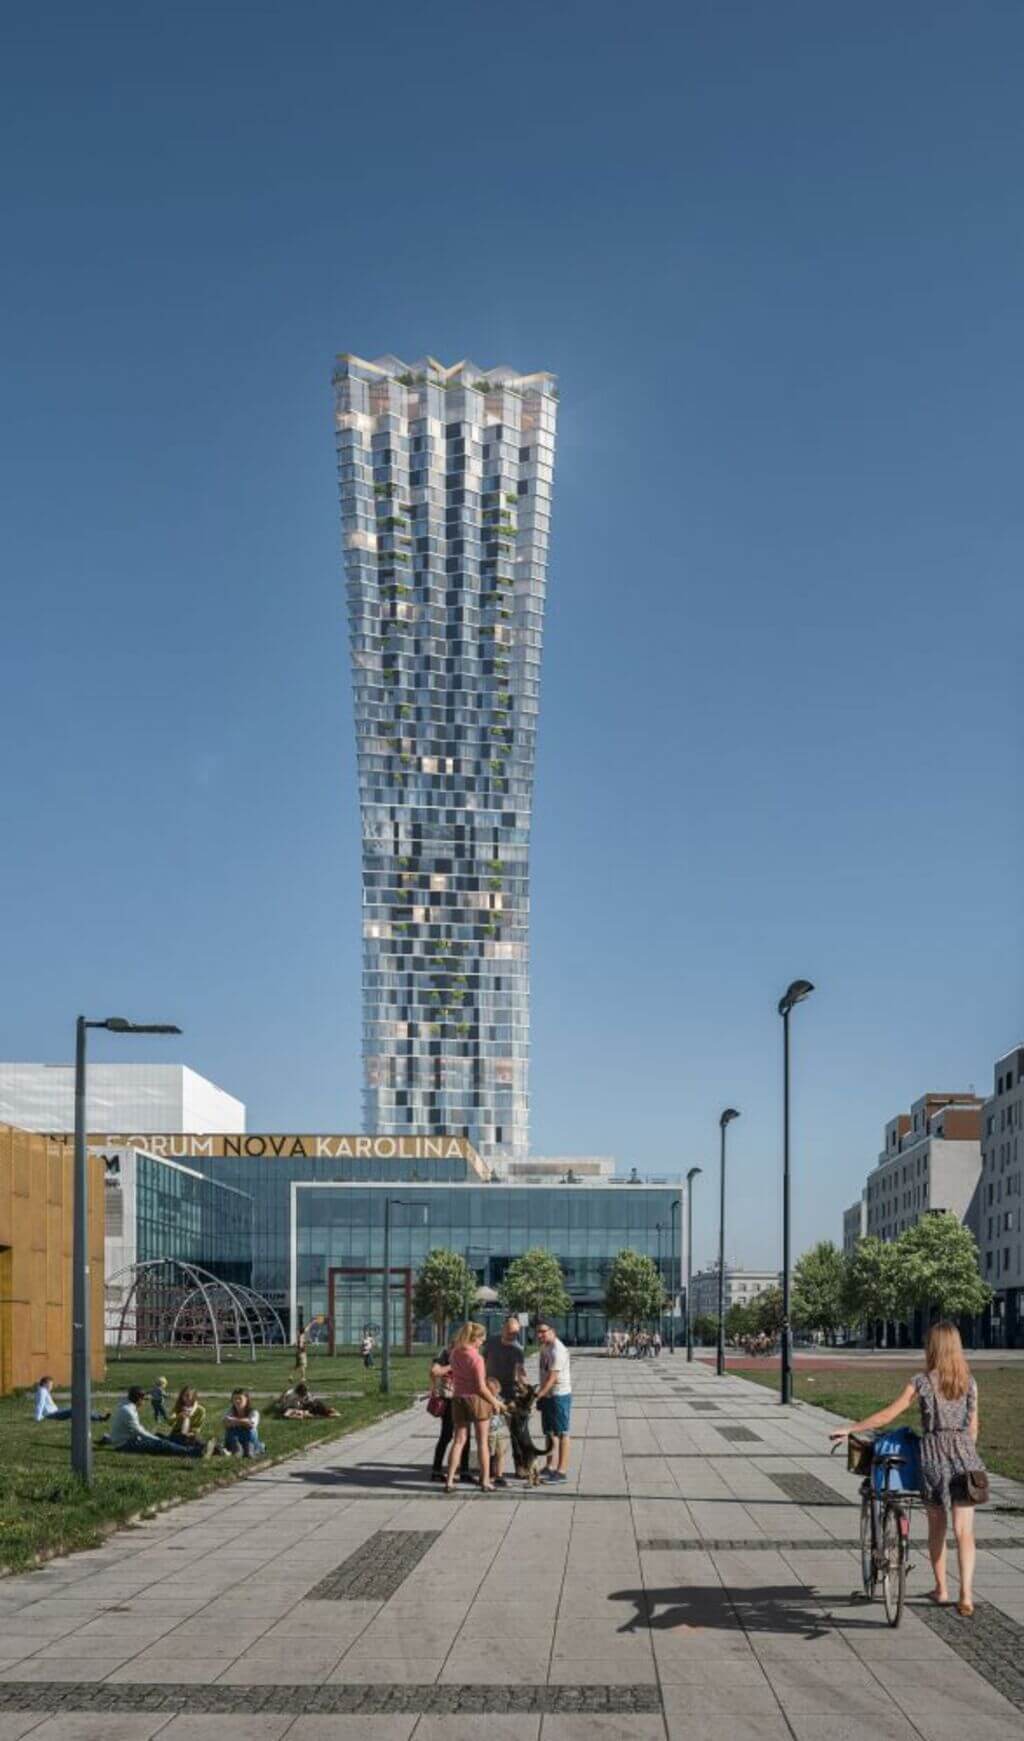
left=91, top=1132, right=683, bottom=1348
left=1, top=1064, right=685, bottom=1348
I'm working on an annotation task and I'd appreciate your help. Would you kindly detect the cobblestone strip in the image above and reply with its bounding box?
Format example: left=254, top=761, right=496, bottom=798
left=768, top=1472, right=852, bottom=1506
left=306, top=1529, right=441, bottom=1599
left=685, top=1400, right=719, bottom=1412
left=0, top=1684, right=663, bottom=1717
left=916, top=1600, right=1024, bottom=1711
left=717, top=1426, right=762, bottom=1442
left=639, top=1537, right=860, bottom=1551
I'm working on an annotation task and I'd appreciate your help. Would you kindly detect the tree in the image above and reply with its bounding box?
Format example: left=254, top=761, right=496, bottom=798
left=691, top=1314, right=718, bottom=1345
left=792, top=1240, right=846, bottom=1343
left=751, top=1285, right=784, bottom=1338
left=605, top=1249, right=666, bottom=1331
left=500, top=1247, right=571, bottom=1325
left=725, top=1300, right=756, bottom=1342
left=842, top=1237, right=902, bottom=1346
left=412, top=1248, right=475, bottom=1345
left=896, top=1215, right=992, bottom=1323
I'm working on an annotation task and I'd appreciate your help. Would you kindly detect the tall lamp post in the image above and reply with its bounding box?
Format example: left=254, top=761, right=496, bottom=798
left=716, top=1109, right=740, bottom=1378
left=778, top=979, right=815, bottom=1405
left=73, top=1016, right=181, bottom=1483
left=381, top=1197, right=428, bottom=1395
left=655, top=1221, right=664, bottom=1343
left=669, top=1199, right=679, bottom=1353
left=685, top=1165, right=701, bottom=1361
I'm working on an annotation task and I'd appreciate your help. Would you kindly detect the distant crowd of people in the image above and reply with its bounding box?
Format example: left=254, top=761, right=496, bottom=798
left=605, top=1329, right=662, bottom=1358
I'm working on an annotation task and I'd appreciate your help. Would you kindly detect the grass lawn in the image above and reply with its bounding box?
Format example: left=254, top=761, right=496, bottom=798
left=0, top=1349, right=433, bottom=1576
left=741, top=1363, right=1024, bottom=1485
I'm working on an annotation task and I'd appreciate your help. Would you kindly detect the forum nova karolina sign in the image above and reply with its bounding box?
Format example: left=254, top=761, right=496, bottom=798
left=90, top=1133, right=484, bottom=1167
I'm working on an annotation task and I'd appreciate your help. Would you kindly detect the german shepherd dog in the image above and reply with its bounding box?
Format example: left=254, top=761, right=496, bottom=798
left=507, top=1382, right=547, bottom=1486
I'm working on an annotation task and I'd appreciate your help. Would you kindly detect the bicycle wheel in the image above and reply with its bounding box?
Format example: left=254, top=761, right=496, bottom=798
left=881, top=1505, right=906, bottom=1627
left=859, top=1498, right=877, bottom=1598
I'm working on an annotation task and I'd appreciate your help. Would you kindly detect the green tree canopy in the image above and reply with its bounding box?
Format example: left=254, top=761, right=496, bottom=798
left=896, top=1215, right=991, bottom=1321
left=604, top=1248, right=666, bottom=1331
left=751, top=1285, right=784, bottom=1337
left=792, top=1240, right=846, bottom=1341
left=500, top=1247, right=571, bottom=1324
left=725, top=1300, right=756, bottom=1341
left=842, top=1236, right=903, bottom=1342
left=691, top=1314, right=718, bottom=1344
left=412, top=1248, right=475, bottom=1344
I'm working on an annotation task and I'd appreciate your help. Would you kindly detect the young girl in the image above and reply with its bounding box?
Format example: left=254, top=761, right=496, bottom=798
left=167, top=1386, right=207, bottom=1446
left=829, top=1322, right=986, bottom=1616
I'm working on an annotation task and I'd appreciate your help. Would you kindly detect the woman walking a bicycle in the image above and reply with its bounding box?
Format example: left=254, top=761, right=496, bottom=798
left=830, top=1322, right=986, bottom=1617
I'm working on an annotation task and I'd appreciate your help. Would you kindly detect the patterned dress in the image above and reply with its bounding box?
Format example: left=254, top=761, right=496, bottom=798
left=913, top=1371, right=985, bottom=1508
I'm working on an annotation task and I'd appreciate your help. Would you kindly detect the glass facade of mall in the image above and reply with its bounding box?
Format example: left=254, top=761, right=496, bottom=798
left=190, top=1152, right=476, bottom=1302
left=334, top=353, right=558, bottom=1170
left=292, top=1182, right=682, bottom=1347
left=102, top=1148, right=255, bottom=1288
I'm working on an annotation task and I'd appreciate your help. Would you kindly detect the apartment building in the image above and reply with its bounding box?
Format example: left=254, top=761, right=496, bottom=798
left=864, top=1091, right=983, bottom=1243
left=978, top=1045, right=1024, bottom=1346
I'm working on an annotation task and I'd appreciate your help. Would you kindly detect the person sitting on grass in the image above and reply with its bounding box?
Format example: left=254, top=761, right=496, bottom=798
left=107, top=1387, right=213, bottom=1458
left=34, top=1375, right=109, bottom=1424
left=270, top=1381, right=339, bottom=1420
left=223, top=1389, right=265, bottom=1458
left=166, top=1386, right=224, bottom=1453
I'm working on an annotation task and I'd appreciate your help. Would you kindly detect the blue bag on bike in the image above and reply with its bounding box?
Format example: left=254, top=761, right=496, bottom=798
left=870, top=1426, right=921, bottom=1496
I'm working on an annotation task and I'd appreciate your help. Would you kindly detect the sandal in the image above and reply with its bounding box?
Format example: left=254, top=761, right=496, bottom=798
left=957, top=1600, right=974, bottom=1618
left=926, top=1591, right=952, bottom=1607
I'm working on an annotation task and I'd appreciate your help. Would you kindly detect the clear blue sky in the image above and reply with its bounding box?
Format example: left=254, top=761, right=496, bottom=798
left=2, top=2, right=1021, bottom=1269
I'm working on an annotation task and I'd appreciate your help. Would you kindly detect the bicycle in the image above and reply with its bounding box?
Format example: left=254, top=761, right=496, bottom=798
left=833, top=1437, right=914, bottom=1626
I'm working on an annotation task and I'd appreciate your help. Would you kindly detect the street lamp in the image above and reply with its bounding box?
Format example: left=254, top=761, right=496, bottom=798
left=669, top=1200, right=679, bottom=1353
left=380, top=1197, right=428, bottom=1395
left=73, top=1016, right=181, bottom=1483
left=655, top=1221, right=664, bottom=1342
left=716, top=1110, right=740, bottom=1378
left=685, top=1166, right=702, bottom=1362
left=778, top=979, right=815, bottom=1405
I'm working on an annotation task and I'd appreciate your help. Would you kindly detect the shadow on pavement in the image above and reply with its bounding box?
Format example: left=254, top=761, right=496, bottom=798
left=609, top=1582, right=883, bottom=1641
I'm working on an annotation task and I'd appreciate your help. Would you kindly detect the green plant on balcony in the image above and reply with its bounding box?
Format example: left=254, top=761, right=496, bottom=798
left=399, top=704, right=412, bottom=718
left=488, top=877, right=501, bottom=891
left=504, top=493, right=518, bottom=505
left=456, top=1022, right=469, bottom=1037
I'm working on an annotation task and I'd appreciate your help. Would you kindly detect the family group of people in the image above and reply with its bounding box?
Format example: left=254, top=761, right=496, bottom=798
left=429, top=1315, right=572, bottom=1492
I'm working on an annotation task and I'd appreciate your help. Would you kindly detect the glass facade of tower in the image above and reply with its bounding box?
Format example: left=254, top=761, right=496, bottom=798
left=333, top=353, right=558, bottom=1170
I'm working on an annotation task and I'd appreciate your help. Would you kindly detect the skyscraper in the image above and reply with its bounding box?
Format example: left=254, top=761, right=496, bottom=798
left=333, top=354, right=558, bottom=1171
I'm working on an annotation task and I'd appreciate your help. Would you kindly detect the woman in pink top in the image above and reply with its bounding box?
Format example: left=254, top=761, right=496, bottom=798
left=446, top=1321, right=505, bottom=1492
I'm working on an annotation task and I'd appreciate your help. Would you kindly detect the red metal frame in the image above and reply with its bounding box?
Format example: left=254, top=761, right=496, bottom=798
left=327, top=1266, right=413, bottom=1358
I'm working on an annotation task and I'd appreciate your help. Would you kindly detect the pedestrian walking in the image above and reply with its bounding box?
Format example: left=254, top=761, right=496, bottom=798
left=293, top=1326, right=308, bottom=1380
left=535, top=1319, right=572, bottom=1482
left=830, top=1321, right=987, bottom=1617
left=361, top=1331, right=374, bottom=1369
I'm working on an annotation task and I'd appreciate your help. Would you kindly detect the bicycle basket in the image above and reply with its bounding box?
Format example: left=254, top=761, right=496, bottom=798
left=847, top=1435, right=873, bottom=1475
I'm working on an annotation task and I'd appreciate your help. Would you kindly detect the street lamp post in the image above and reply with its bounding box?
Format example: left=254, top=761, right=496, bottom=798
left=655, top=1221, right=664, bottom=1343
left=380, top=1197, right=429, bottom=1395
left=778, top=980, right=815, bottom=1406
left=685, top=1165, right=701, bottom=1362
left=72, top=1016, right=180, bottom=1483
left=669, top=1199, right=680, bottom=1353
left=716, top=1110, right=740, bottom=1378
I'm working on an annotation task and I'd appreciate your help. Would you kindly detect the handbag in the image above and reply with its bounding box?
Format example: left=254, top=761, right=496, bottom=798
left=965, top=1469, right=990, bottom=1504
left=426, top=1389, right=447, bottom=1419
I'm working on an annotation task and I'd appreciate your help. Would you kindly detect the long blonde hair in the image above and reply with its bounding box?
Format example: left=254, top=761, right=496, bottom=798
left=925, top=1322, right=970, bottom=1400
left=452, top=1321, right=485, bottom=1350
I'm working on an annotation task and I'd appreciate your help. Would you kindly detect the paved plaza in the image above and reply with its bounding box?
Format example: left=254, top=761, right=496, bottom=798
left=1, top=1355, right=1023, bottom=1740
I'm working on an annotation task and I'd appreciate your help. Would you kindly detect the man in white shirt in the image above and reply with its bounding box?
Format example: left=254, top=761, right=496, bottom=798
left=535, top=1321, right=572, bottom=1482
left=34, top=1376, right=108, bottom=1424
left=109, top=1388, right=211, bottom=1457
